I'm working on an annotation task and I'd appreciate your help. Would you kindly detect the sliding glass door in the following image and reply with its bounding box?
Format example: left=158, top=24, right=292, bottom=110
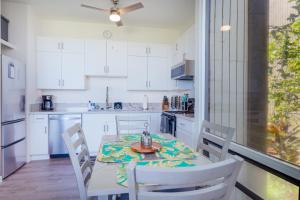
left=206, top=0, right=299, bottom=199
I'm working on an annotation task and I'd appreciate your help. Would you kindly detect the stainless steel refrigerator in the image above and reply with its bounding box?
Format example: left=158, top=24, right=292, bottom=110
left=1, top=55, right=26, bottom=178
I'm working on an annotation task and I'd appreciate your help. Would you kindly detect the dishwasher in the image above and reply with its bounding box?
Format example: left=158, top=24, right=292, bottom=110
left=49, top=114, right=82, bottom=157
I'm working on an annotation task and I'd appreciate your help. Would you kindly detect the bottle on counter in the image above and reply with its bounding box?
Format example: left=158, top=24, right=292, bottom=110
left=143, top=95, right=149, bottom=110
left=162, top=96, right=169, bottom=111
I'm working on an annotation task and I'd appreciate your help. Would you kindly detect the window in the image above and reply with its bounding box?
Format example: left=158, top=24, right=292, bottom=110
left=207, top=0, right=299, bottom=199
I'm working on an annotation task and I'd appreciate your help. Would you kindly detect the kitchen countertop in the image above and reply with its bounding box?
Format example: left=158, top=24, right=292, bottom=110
left=30, top=103, right=162, bottom=115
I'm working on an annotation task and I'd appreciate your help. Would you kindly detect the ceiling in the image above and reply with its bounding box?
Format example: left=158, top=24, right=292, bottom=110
left=6, top=0, right=195, bottom=30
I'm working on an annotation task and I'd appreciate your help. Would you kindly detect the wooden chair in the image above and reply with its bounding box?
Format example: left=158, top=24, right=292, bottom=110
left=197, top=120, right=234, bottom=161
left=62, top=123, right=93, bottom=200
left=115, top=115, right=151, bottom=135
left=127, top=155, right=243, bottom=200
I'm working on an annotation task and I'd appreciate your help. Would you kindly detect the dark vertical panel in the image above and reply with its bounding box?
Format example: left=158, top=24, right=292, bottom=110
left=247, top=0, right=269, bottom=151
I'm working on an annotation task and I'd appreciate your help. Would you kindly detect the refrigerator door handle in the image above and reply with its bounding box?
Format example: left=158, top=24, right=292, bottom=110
left=1, top=118, right=25, bottom=126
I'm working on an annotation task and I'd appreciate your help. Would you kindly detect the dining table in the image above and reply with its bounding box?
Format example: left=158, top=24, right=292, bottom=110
left=87, top=133, right=212, bottom=200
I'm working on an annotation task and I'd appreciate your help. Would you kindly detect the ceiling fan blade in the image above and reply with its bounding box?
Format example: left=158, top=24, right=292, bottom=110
left=119, top=2, right=144, bottom=15
left=81, top=4, right=109, bottom=12
left=115, top=20, right=124, bottom=27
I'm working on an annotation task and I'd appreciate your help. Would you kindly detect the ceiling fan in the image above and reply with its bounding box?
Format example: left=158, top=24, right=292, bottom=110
left=81, top=0, right=144, bottom=26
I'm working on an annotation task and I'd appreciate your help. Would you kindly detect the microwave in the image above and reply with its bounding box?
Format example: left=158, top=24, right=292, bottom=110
left=171, top=60, right=195, bottom=80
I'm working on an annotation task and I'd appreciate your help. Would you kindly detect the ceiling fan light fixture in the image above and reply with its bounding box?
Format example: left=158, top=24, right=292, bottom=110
left=109, top=11, right=121, bottom=22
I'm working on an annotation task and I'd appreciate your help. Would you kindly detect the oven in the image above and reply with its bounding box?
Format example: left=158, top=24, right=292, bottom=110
left=160, top=112, right=176, bottom=136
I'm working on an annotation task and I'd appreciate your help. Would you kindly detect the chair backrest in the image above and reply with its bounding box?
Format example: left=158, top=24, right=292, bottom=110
left=62, top=123, right=92, bottom=200
left=116, top=115, right=151, bottom=135
left=197, top=120, right=234, bottom=161
left=127, top=155, right=243, bottom=200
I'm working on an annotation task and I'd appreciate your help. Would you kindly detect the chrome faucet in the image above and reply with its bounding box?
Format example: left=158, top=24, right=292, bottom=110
left=105, top=86, right=111, bottom=109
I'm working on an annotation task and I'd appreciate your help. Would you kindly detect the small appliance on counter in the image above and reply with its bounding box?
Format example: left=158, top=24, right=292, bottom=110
left=41, top=95, right=54, bottom=111
left=114, top=102, right=123, bottom=110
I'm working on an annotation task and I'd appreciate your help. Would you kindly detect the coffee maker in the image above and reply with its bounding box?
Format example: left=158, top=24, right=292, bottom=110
left=41, top=95, right=54, bottom=111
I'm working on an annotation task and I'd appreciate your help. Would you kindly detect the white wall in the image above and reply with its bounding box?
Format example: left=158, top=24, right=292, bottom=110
left=32, top=19, right=190, bottom=104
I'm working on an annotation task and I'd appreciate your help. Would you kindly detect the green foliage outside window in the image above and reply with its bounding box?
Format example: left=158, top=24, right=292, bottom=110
left=267, top=0, right=300, bottom=165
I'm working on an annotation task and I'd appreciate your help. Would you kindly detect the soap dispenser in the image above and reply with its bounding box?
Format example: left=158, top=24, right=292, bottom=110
left=143, top=95, right=148, bottom=110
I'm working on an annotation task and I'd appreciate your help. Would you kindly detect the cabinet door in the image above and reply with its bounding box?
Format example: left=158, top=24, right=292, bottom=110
left=149, top=113, right=161, bottom=133
left=37, top=37, right=61, bottom=52
left=183, top=25, right=195, bottom=60
left=37, top=51, right=62, bottom=89
left=127, top=42, right=148, bottom=56
left=105, top=114, right=117, bottom=135
left=62, top=38, right=85, bottom=53
left=107, top=40, right=127, bottom=77
left=85, top=40, right=107, bottom=76
left=148, top=44, right=169, bottom=58
left=30, top=115, right=49, bottom=156
left=147, top=57, right=170, bottom=90
left=82, top=114, right=108, bottom=155
left=61, top=53, right=85, bottom=89
left=127, top=56, right=148, bottom=90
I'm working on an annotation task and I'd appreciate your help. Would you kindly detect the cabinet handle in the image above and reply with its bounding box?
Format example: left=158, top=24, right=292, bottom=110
left=36, top=117, right=44, bottom=120
left=145, top=48, right=148, bottom=55
left=58, top=43, right=60, bottom=50
left=61, top=43, right=64, bottom=49
left=44, top=126, right=47, bottom=134
left=103, top=125, right=105, bottom=132
left=58, top=79, right=61, bottom=87
left=149, top=81, right=151, bottom=88
left=62, top=80, right=64, bottom=86
left=146, top=81, right=148, bottom=88
left=107, top=66, right=109, bottom=73
left=106, top=125, right=109, bottom=133
left=148, top=47, right=151, bottom=54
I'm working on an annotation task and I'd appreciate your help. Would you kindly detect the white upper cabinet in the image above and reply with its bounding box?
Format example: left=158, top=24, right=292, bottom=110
left=106, top=40, right=127, bottom=77
left=127, top=42, right=148, bottom=57
left=36, top=37, right=85, bottom=90
left=85, top=39, right=127, bottom=77
left=183, top=25, right=195, bottom=60
left=147, top=57, right=170, bottom=90
left=61, top=53, right=85, bottom=89
left=127, top=56, right=148, bottom=90
left=172, top=24, right=195, bottom=65
left=85, top=39, right=107, bottom=76
left=37, top=51, right=62, bottom=90
left=37, top=37, right=61, bottom=52
left=127, top=42, right=172, bottom=91
left=147, top=44, right=169, bottom=58
left=61, top=38, right=85, bottom=53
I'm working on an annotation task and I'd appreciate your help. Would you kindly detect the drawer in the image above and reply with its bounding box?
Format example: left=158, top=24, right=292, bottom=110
left=176, top=117, right=195, bottom=133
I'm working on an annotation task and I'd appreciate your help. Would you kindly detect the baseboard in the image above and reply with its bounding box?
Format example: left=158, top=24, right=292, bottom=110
left=30, top=154, right=49, bottom=161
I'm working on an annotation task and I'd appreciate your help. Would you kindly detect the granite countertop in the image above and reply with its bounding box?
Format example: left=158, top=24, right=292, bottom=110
left=30, top=103, right=162, bottom=114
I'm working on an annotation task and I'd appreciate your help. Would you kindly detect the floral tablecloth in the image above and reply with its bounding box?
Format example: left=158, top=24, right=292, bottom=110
left=97, top=134, right=197, bottom=163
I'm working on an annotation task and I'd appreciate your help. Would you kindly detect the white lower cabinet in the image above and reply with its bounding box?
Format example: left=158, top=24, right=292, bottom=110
left=176, top=117, right=195, bottom=147
left=82, top=114, right=116, bottom=155
left=29, top=114, right=49, bottom=160
left=82, top=113, right=161, bottom=155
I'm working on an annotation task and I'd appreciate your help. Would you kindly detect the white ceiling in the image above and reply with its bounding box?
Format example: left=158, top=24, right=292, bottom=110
left=6, top=0, right=195, bottom=30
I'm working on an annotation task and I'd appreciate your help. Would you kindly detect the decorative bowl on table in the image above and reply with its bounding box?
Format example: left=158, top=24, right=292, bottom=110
left=130, top=142, right=162, bottom=154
